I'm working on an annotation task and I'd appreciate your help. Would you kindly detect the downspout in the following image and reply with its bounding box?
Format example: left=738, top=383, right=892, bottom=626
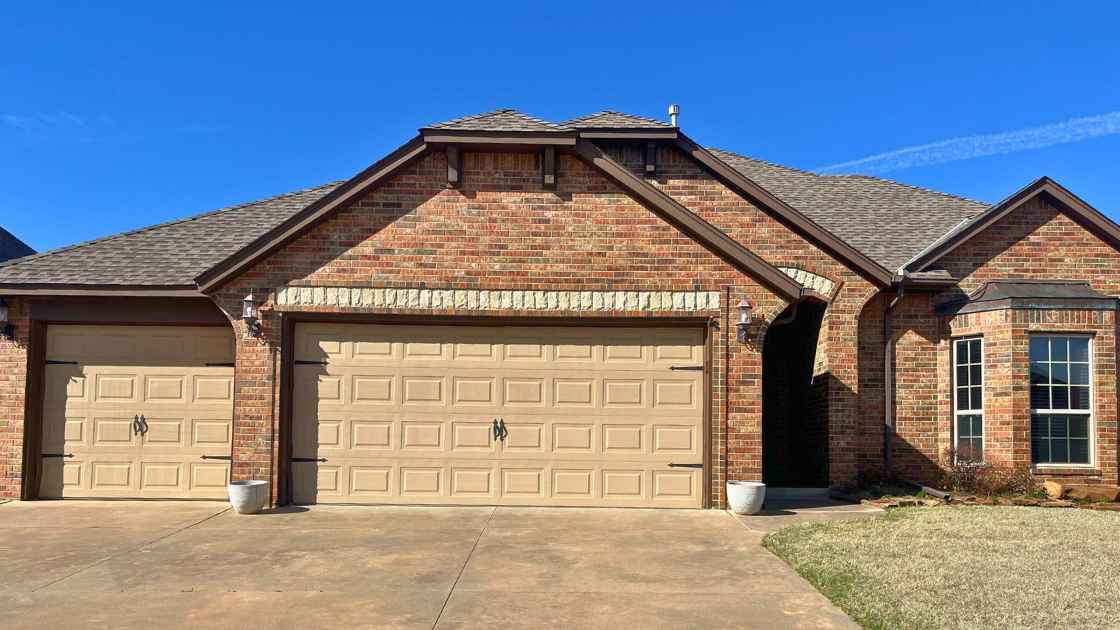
left=884, top=273, right=907, bottom=473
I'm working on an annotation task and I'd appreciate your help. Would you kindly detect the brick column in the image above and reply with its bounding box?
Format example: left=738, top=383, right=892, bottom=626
left=0, top=298, right=31, bottom=499
left=213, top=288, right=283, bottom=503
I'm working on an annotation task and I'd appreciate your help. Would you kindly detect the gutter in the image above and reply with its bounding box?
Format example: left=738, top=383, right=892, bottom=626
left=883, top=272, right=908, bottom=472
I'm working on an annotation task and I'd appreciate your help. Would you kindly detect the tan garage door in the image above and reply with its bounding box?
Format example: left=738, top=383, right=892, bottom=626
left=292, top=323, right=706, bottom=507
left=39, top=325, right=235, bottom=499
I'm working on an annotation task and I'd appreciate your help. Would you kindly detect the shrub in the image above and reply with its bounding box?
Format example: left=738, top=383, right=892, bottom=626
left=940, top=448, right=1036, bottom=497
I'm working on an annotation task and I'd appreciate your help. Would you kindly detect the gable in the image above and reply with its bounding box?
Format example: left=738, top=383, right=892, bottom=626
left=934, top=194, right=1120, bottom=296
left=231, top=151, right=791, bottom=309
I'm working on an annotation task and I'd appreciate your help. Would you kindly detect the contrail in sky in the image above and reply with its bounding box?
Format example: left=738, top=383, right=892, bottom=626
left=816, top=110, right=1120, bottom=174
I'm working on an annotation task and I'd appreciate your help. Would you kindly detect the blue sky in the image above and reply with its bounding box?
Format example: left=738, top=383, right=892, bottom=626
left=2, top=1, right=1118, bottom=253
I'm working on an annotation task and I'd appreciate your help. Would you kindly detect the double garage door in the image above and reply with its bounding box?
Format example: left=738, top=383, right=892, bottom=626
left=292, top=324, right=707, bottom=508
left=39, top=326, right=235, bottom=499
left=36, top=322, right=706, bottom=508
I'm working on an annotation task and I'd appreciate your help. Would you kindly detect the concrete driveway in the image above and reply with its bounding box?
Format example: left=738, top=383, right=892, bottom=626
left=0, top=500, right=858, bottom=629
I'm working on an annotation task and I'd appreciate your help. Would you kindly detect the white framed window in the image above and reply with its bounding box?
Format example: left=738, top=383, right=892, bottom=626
left=953, top=337, right=984, bottom=462
left=1030, top=335, right=1093, bottom=467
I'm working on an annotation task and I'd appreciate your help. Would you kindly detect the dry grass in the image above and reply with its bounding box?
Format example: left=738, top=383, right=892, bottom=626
left=764, top=506, right=1120, bottom=630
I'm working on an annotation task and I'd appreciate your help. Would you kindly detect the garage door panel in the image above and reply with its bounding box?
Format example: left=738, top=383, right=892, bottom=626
left=292, top=324, right=704, bottom=508
left=40, top=326, right=234, bottom=499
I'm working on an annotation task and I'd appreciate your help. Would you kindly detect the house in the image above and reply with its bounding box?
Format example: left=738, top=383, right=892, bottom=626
left=0, top=227, right=34, bottom=263
left=0, top=108, right=1116, bottom=507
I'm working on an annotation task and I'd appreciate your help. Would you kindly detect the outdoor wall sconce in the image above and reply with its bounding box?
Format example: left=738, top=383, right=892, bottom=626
left=242, top=290, right=262, bottom=338
left=0, top=297, right=12, bottom=339
left=736, top=298, right=752, bottom=343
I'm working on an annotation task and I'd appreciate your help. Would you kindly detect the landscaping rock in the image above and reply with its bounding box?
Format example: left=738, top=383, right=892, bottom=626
left=895, top=498, right=920, bottom=507
left=973, top=497, right=995, bottom=506
left=1042, top=480, right=1065, bottom=499
left=1012, top=497, right=1041, bottom=506
left=1041, top=500, right=1075, bottom=508
left=922, top=499, right=943, bottom=507
left=1066, top=485, right=1120, bottom=503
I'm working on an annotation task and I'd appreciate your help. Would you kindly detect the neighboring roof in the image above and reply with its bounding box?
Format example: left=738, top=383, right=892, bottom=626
left=709, top=149, right=988, bottom=271
left=937, top=280, right=1119, bottom=315
left=904, top=176, right=1120, bottom=273
left=0, top=227, right=34, bottom=262
left=562, top=111, right=672, bottom=129
left=424, top=109, right=569, bottom=132
left=0, top=182, right=340, bottom=289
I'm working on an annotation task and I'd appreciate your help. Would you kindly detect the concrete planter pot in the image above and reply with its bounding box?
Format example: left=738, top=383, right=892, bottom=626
left=726, top=481, right=766, bottom=515
left=228, top=480, right=269, bottom=514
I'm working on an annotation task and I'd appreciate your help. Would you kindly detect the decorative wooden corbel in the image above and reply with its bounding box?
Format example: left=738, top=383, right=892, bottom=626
left=542, top=146, right=556, bottom=190
left=446, top=146, right=460, bottom=188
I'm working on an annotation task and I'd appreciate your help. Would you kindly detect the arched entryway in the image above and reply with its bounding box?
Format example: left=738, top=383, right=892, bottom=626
left=762, top=298, right=829, bottom=487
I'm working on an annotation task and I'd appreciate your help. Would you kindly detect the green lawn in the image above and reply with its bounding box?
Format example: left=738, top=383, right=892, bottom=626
left=763, top=506, right=1120, bottom=630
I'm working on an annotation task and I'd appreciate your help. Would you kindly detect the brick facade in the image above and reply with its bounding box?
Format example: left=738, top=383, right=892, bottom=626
left=883, top=196, right=1120, bottom=486
left=2, top=150, right=1118, bottom=503
left=0, top=298, right=30, bottom=498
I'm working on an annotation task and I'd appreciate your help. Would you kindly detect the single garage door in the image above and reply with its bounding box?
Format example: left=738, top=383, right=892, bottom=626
left=292, top=323, right=706, bottom=507
left=39, top=325, right=235, bottom=499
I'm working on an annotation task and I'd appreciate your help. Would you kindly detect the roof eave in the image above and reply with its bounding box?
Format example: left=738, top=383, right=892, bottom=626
left=906, top=177, right=1120, bottom=272
left=195, top=136, right=430, bottom=293
left=0, top=284, right=204, bottom=297
left=572, top=139, right=805, bottom=302
left=675, top=135, right=894, bottom=287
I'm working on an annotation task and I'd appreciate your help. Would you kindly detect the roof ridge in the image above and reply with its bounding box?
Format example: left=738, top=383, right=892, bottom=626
left=0, top=180, right=343, bottom=272
left=426, top=108, right=568, bottom=131
left=562, top=110, right=671, bottom=127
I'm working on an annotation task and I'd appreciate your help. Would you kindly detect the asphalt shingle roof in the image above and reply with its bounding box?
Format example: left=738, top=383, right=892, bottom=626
left=708, top=148, right=987, bottom=271
left=562, top=111, right=672, bottom=129
left=0, top=182, right=341, bottom=287
left=426, top=109, right=569, bottom=132
left=0, top=109, right=999, bottom=288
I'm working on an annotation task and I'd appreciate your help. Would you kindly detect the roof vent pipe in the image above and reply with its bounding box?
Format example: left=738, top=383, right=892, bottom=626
left=668, top=104, right=680, bottom=127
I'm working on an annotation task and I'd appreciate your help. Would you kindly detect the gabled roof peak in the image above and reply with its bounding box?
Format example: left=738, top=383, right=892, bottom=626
left=424, top=109, right=570, bottom=132
left=562, top=110, right=673, bottom=129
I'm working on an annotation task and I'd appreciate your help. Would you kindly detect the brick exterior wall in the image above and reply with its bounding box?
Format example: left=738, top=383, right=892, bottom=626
left=211, top=150, right=812, bottom=506
left=5, top=151, right=1119, bottom=503
left=609, top=146, right=876, bottom=487
left=882, top=195, right=1120, bottom=486
left=0, top=297, right=30, bottom=498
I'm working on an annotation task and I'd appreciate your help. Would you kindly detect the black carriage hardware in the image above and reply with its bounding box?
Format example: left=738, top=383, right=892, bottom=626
left=199, top=455, right=233, bottom=461
left=294, top=360, right=328, bottom=366
left=667, top=463, right=703, bottom=469
left=291, top=457, right=328, bottom=463
left=45, top=360, right=78, bottom=365
left=42, top=453, right=74, bottom=459
left=669, top=365, right=704, bottom=371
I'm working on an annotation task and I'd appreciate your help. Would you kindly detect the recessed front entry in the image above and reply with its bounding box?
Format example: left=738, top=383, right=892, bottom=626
left=39, top=325, right=235, bottom=499
left=291, top=323, right=706, bottom=507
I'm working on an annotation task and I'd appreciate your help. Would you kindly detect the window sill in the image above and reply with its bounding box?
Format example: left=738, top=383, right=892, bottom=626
left=1032, top=466, right=1101, bottom=477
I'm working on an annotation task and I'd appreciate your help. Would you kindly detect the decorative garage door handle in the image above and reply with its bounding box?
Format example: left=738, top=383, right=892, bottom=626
left=133, top=415, right=149, bottom=436
left=199, top=455, right=232, bottom=461
left=492, top=418, right=510, bottom=441
left=133, top=415, right=142, bottom=435
left=668, top=463, right=703, bottom=468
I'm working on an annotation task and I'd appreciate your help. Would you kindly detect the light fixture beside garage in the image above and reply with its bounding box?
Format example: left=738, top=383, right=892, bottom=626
left=0, top=297, right=12, bottom=339
left=242, top=290, right=262, bottom=338
left=736, top=298, right=752, bottom=343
